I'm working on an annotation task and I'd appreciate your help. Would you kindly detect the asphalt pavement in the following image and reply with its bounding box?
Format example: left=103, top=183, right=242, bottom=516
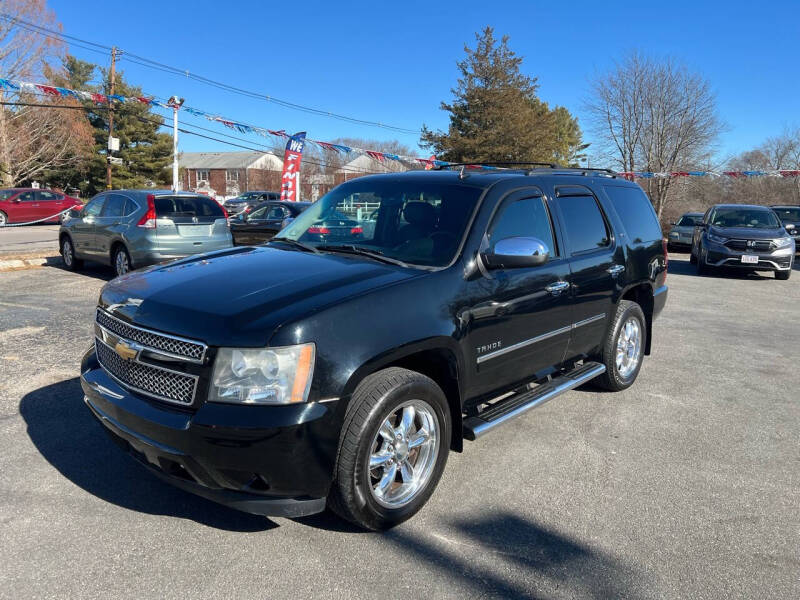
left=0, top=224, right=60, bottom=257
left=0, top=256, right=798, bottom=599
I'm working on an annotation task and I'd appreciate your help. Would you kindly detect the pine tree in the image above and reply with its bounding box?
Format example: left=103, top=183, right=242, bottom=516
left=45, top=56, right=172, bottom=195
left=421, top=27, right=583, bottom=166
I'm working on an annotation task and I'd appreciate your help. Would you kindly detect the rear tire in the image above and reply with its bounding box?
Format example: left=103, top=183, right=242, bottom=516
left=593, top=300, right=647, bottom=392
left=776, top=269, right=791, bottom=280
left=112, top=245, right=132, bottom=277
left=61, top=237, right=82, bottom=271
left=328, top=367, right=450, bottom=531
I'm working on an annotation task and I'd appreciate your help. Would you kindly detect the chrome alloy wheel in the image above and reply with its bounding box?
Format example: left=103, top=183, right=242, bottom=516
left=616, top=317, right=642, bottom=379
left=62, top=239, right=73, bottom=267
left=115, top=250, right=130, bottom=276
left=368, top=400, right=439, bottom=509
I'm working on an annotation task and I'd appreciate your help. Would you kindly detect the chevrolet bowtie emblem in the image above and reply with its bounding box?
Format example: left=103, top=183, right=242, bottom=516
left=114, top=339, right=139, bottom=361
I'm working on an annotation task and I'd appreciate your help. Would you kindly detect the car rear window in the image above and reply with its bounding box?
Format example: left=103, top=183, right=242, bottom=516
left=676, top=215, right=702, bottom=227
left=604, top=185, right=663, bottom=243
left=154, top=196, right=224, bottom=218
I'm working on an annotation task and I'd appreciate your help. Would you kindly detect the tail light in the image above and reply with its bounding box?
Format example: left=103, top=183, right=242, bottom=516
left=220, top=204, right=228, bottom=218
left=350, top=226, right=363, bottom=235
left=308, top=226, right=329, bottom=235
left=662, top=238, right=669, bottom=284
left=137, top=194, right=157, bottom=228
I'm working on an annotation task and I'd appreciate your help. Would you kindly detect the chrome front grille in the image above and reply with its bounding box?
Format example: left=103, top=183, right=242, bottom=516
left=96, top=308, right=206, bottom=362
left=95, top=338, right=198, bottom=405
left=724, top=239, right=774, bottom=252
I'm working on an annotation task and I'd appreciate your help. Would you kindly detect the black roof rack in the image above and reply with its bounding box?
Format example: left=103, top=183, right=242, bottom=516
left=434, top=161, right=560, bottom=170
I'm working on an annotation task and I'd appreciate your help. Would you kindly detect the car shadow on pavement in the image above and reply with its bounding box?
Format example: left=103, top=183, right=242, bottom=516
left=45, top=259, right=115, bottom=282
left=384, top=513, right=644, bottom=599
left=19, top=377, right=278, bottom=532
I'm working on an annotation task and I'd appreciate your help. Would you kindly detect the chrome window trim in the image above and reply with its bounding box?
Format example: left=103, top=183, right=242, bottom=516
left=477, top=313, right=606, bottom=364
left=94, top=336, right=199, bottom=406
left=96, top=308, right=207, bottom=363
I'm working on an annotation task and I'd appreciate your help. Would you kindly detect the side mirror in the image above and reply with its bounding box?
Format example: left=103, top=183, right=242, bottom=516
left=785, top=223, right=795, bottom=232
left=69, top=208, right=82, bottom=219
left=481, top=237, right=550, bottom=269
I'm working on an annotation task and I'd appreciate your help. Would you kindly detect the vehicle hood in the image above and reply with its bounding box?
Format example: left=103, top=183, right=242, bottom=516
left=708, top=225, right=784, bottom=239
left=99, top=246, right=422, bottom=347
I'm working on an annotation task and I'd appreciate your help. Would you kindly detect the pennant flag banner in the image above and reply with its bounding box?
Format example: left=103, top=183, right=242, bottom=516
left=5, top=77, right=800, bottom=177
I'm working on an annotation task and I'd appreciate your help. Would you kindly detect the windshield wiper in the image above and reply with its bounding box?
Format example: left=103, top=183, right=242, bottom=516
left=269, top=237, right=320, bottom=254
left=317, top=244, right=409, bottom=268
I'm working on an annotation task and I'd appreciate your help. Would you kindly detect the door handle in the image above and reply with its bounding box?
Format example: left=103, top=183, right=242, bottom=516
left=545, top=281, right=570, bottom=296
left=607, top=264, right=625, bottom=277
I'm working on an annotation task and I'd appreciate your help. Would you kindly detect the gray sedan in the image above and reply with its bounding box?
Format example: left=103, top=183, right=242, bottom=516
left=667, top=212, right=704, bottom=251
left=59, top=190, right=232, bottom=277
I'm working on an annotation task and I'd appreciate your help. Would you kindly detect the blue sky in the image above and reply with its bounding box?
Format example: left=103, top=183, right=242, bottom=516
left=49, top=0, right=799, bottom=163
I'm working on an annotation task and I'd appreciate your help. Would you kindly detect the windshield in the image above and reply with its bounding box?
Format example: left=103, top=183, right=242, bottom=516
left=676, top=215, right=701, bottom=227
left=772, top=207, right=800, bottom=223
left=710, top=207, right=781, bottom=229
left=277, top=178, right=483, bottom=267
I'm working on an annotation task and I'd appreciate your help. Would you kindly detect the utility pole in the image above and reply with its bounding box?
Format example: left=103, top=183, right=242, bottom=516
left=106, top=46, right=117, bottom=189
left=167, top=96, right=184, bottom=192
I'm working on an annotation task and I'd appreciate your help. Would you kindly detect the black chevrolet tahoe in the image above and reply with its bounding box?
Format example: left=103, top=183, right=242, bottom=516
left=81, top=167, right=668, bottom=530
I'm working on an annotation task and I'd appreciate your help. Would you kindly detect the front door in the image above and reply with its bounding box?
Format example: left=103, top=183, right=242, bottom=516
left=71, top=195, right=106, bottom=257
left=14, top=190, right=39, bottom=222
left=464, top=189, right=573, bottom=398
left=551, top=185, right=618, bottom=357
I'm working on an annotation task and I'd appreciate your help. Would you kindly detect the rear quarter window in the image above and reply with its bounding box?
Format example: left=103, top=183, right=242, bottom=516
left=604, top=185, right=663, bottom=244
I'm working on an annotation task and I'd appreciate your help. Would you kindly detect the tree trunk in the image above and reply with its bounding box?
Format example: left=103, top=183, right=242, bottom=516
left=0, top=91, right=14, bottom=186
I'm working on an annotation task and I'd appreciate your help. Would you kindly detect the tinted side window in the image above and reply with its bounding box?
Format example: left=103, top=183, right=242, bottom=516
left=154, top=196, right=224, bottom=218
left=267, top=205, right=286, bottom=220
left=84, top=196, right=105, bottom=217
left=604, top=185, right=662, bottom=243
left=102, top=194, right=127, bottom=217
left=18, top=191, right=36, bottom=202
left=556, top=193, right=610, bottom=254
left=489, top=195, right=556, bottom=256
left=37, top=191, right=58, bottom=201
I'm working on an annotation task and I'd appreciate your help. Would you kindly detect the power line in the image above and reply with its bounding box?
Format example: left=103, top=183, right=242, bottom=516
left=0, top=12, right=420, bottom=135
left=0, top=99, right=391, bottom=175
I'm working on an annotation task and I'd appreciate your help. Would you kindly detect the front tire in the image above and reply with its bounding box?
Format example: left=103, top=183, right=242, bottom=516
left=0, top=210, right=7, bottom=226
left=329, top=367, right=451, bottom=531
left=776, top=269, right=791, bottom=280
left=61, top=237, right=83, bottom=271
left=593, top=300, right=647, bottom=392
left=697, top=246, right=710, bottom=275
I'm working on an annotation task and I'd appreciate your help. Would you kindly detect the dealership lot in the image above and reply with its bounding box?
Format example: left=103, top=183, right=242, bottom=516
left=0, top=257, right=798, bottom=599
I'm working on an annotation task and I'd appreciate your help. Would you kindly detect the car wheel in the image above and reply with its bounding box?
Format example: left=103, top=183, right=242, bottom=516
left=61, top=237, right=82, bottom=271
left=113, top=245, right=132, bottom=277
left=593, top=300, right=647, bottom=392
left=328, top=367, right=450, bottom=531
left=0, top=211, right=7, bottom=226
left=689, top=247, right=697, bottom=265
left=776, top=269, right=791, bottom=280
left=697, top=246, right=710, bottom=275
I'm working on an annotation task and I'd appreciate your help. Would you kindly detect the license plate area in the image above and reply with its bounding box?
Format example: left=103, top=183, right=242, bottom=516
left=741, top=254, right=759, bottom=264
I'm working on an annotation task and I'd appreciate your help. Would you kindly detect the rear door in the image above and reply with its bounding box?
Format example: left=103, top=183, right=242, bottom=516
left=35, top=190, right=64, bottom=221
left=95, top=193, right=133, bottom=258
left=154, top=195, right=229, bottom=255
left=551, top=185, right=619, bottom=358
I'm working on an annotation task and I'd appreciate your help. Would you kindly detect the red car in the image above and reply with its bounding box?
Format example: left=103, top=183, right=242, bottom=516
left=0, top=188, right=83, bottom=226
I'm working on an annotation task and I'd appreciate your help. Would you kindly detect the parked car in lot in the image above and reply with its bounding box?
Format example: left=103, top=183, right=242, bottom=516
left=230, top=201, right=311, bottom=246
left=690, top=204, right=795, bottom=279
left=59, top=190, right=233, bottom=277
left=80, top=167, right=667, bottom=530
left=0, top=188, right=82, bottom=226
left=667, top=211, right=703, bottom=252
left=223, top=191, right=281, bottom=216
left=771, top=205, right=800, bottom=251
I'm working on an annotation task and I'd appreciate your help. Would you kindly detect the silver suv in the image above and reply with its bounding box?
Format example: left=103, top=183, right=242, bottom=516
left=59, top=190, right=233, bottom=277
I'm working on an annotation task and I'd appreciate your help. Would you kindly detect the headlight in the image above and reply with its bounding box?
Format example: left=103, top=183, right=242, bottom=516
left=774, top=236, right=793, bottom=249
left=210, top=343, right=315, bottom=404
left=707, top=233, right=728, bottom=244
